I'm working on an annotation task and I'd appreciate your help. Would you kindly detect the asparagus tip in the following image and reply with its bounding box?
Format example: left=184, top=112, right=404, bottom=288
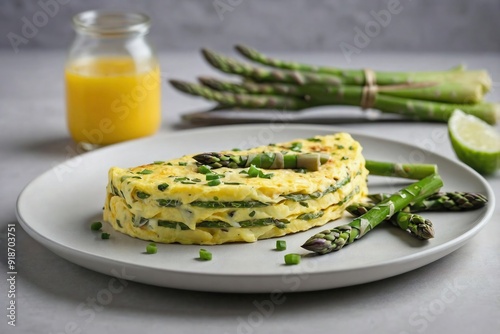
left=301, top=238, right=328, bottom=253
left=234, top=44, right=253, bottom=56
left=169, top=79, right=192, bottom=93
left=201, top=48, right=219, bottom=65
left=419, top=223, right=435, bottom=240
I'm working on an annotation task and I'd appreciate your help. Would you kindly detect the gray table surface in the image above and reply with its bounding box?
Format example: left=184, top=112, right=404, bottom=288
left=1, top=50, right=499, bottom=334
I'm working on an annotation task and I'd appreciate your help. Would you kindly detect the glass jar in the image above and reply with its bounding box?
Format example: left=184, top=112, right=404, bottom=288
left=65, top=11, right=161, bottom=149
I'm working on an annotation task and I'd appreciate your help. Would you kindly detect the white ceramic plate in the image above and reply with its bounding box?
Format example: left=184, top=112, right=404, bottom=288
left=16, top=125, right=494, bottom=293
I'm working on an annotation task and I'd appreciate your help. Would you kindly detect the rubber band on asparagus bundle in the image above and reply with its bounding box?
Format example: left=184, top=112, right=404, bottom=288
left=360, top=68, right=439, bottom=110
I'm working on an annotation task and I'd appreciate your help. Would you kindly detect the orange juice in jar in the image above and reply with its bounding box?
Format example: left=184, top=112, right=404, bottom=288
left=65, top=11, right=161, bottom=149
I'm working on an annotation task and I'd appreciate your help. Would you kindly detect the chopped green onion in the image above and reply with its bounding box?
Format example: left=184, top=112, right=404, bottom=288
left=153, top=161, right=164, bottom=165
left=101, top=233, right=110, bottom=240
left=166, top=162, right=173, bottom=166
left=120, top=175, right=142, bottom=182
left=259, top=171, right=273, bottom=179
left=276, top=240, right=287, bottom=251
left=249, top=210, right=256, bottom=217
left=199, top=249, right=212, bottom=261
left=247, top=165, right=260, bottom=177
left=136, top=191, right=150, bottom=199
left=146, top=243, right=157, bottom=254
left=174, top=177, right=189, bottom=182
left=224, top=182, right=242, bottom=185
left=90, top=222, right=102, bottom=231
left=207, top=179, right=221, bottom=186
left=232, top=148, right=241, bottom=151
left=137, top=169, right=153, bottom=175
left=341, top=156, right=349, bottom=160
left=157, top=183, right=169, bottom=191
left=181, top=181, right=196, bottom=184
left=290, top=142, right=303, bottom=152
left=284, top=253, right=300, bottom=265
left=307, top=138, right=322, bottom=142
left=192, top=178, right=202, bottom=182
left=198, top=165, right=212, bottom=174
left=178, top=162, right=188, bottom=166
left=336, top=145, right=345, bottom=149
left=206, top=173, right=221, bottom=180
left=299, top=201, right=309, bottom=207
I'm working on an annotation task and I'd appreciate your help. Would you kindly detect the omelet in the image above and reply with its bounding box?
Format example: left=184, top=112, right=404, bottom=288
left=103, top=133, right=368, bottom=245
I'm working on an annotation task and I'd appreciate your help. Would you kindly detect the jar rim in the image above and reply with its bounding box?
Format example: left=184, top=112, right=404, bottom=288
left=73, top=10, right=151, bottom=35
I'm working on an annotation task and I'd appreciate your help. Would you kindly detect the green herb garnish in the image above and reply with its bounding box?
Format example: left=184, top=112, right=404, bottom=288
left=158, top=183, right=169, bottom=191
left=198, top=165, right=212, bottom=174
left=207, top=179, right=221, bottom=186
left=90, top=222, right=102, bottom=231
left=276, top=240, right=287, bottom=251
left=136, top=191, right=150, bottom=199
left=174, top=177, right=189, bottom=182
left=284, top=253, right=300, bottom=265
left=206, top=173, right=222, bottom=181
left=199, top=249, right=212, bottom=261
left=146, top=243, right=157, bottom=254
left=290, top=142, right=303, bottom=152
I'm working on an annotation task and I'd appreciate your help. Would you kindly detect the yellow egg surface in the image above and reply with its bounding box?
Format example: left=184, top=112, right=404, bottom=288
left=103, top=133, right=368, bottom=244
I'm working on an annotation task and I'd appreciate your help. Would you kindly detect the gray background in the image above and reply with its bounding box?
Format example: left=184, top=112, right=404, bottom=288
left=1, top=0, right=500, bottom=52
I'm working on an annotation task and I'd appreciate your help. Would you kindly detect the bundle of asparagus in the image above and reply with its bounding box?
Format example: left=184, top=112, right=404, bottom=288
left=170, top=45, right=499, bottom=124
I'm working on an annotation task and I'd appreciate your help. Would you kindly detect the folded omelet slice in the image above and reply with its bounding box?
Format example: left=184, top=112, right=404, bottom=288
left=103, top=133, right=368, bottom=244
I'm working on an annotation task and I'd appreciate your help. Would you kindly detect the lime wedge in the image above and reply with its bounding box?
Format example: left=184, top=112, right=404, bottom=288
left=449, top=109, right=500, bottom=175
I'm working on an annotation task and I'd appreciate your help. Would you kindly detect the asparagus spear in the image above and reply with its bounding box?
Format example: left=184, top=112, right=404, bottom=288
left=170, top=79, right=313, bottom=110
left=171, top=79, right=500, bottom=124
left=365, top=161, right=437, bottom=179
left=199, top=77, right=303, bottom=96
left=192, top=149, right=438, bottom=180
left=367, top=192, right=488, bottom=211
left=193, top=152, right=330, bottom=171
left=202, top=48, right=343, bottom=85
left=235, top=44, right=492, bottom=94
left=194, top=150, right=435, bottom=178
left=345, top=203, right=434, bottom=239
left=301, top=174, right=443, bottom=254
